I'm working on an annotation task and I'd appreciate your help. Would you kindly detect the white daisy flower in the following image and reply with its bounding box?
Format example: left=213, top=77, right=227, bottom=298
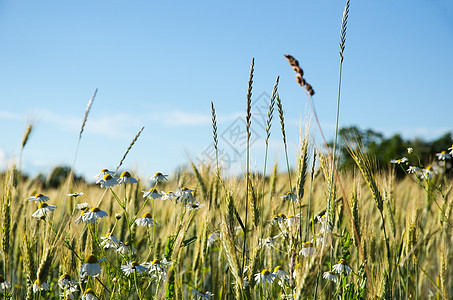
left=142, top=188, right=162, bottom=199
left=32, top=202, right=57, bottom=219
left=271, top=213, right=287, bottom=225
left=332, top=259, right=352, bottom=275
left=254, top=269, right=276, bottom=285
left=82, top=207, right=108, bottom=223
left=67, top=192, right=84, bottom=198
left=82, top=288, right=98, bottom=300
left=80, top=255, right=102, bottom=278
left=33, top=279, right=51, bottom=293
left=323, top=270, right=339, bottom=284
left=261, top=236, right=279, bottom=249
left=95, top=168, right=114, bottom=180
left=28, top=193, right=50, bottom=203
left=315, top=233, right=329, bottom=247
left=407, top=147, right=414, bottom=154
left=186, top=201, right=204, bottom=210
left=58, top=273, right=78, bottom=291
left=286, top=215, right=301, bottom=231
left=436, top=151, right=452, bottom=160
left=421, top=166, right=436, bottom=179
left=406, top=166, right=420, bottom=174
left=146, top=258, right=170, bottom=281
left=96, top=174, right=118, bottom=188
left=61, top=289, right=76, bottom=299
left=317, top=214, right=332, bottom=234
left=272, top=266, right=289, bottom=280
left=192, top=289, right=214, bottom=299
left=100, top=233, right=120, bottom=249
left=207, top=231, right=220, bottom=247
left=121, top=261, right=148, bottom=275
left=390, top=157, right=408, bottom=164
left=299, top=241, right=316, bottom=257
left=117, top=242, right=137, bottom=255
left=448, top=144, right=453, bottom=155
left=75, top=202, right=90, bottom=210
left=174, top=187, right=196, bottom=204
left=135, top=213, right=158, bottom=227
left=149, top=172, right=168, bottom=184
left=161, top=191, right=175, bottom=201
left=0, top=275, right=11, bottom=293
left=118, top=171, right=138, bottom=185
left=280, top=191, right=299, bottom=202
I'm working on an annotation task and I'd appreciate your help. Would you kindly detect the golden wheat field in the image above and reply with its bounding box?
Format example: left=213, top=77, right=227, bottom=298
left=1, top=1, right=453, bottom=299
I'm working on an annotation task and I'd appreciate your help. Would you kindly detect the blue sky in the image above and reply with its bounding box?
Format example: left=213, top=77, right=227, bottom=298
left=0, top=0, right=452, bottom=181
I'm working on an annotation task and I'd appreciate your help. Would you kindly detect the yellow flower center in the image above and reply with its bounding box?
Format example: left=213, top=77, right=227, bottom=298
left=274, top=265, right=283, bottom=272
left=84, top=254, right=98, bottom=264
left=338, top=259, right=346, bottom=265
left=287, top=215, right=294, bottom=219
left=441, top=151, right=446, bottom=154
left=131, top=261, right=138, bottom=267
left=182, top=187, right=189, bottom=191
left=155, top=172, right=163, bottom=176
left=427, top=166, right=432, bottom=171
left=38, top=203, right=49, bottom=209
left=277, top=213, right=286, bottom=218
left=103, top=174, right=113, bottom=180
left=142, top=213, right=152, bottom=218
left=148, top=188, right=157, bottom=193
left=124, top=242, right=130, bottom=246
left=152, top=259, right=160, bottom=265
left=60, top=273, right=71, bottom=280
left=35, top=193, right=44, bottom=198
left=105, top=232, right=112, bottom=237
left=84, top=288, right=95, bottom=295
left=261, top=269, right=271, bottom=275
left=295, top=263, right=300, bottom=269
left=91, top=207, right=101, bottom=212
left=34, top=279, right=42, bottom=285
left=100, top=168, right=109, bottom=172
left=120, top=171, right=131, bottom=178
left=303, top=241, right=313, bottom=248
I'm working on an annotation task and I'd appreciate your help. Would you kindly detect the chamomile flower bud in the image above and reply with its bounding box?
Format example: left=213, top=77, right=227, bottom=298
left=407, top=147, right=414, bottom=154
left=115, top=213, right=122, bottom=220
left=28, top=193, right=50, bottom=203
left=118, top=171, right=138, bottom=185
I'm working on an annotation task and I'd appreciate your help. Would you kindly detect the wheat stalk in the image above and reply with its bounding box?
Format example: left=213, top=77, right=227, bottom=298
left=115, top=126, right=145, bottom=172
